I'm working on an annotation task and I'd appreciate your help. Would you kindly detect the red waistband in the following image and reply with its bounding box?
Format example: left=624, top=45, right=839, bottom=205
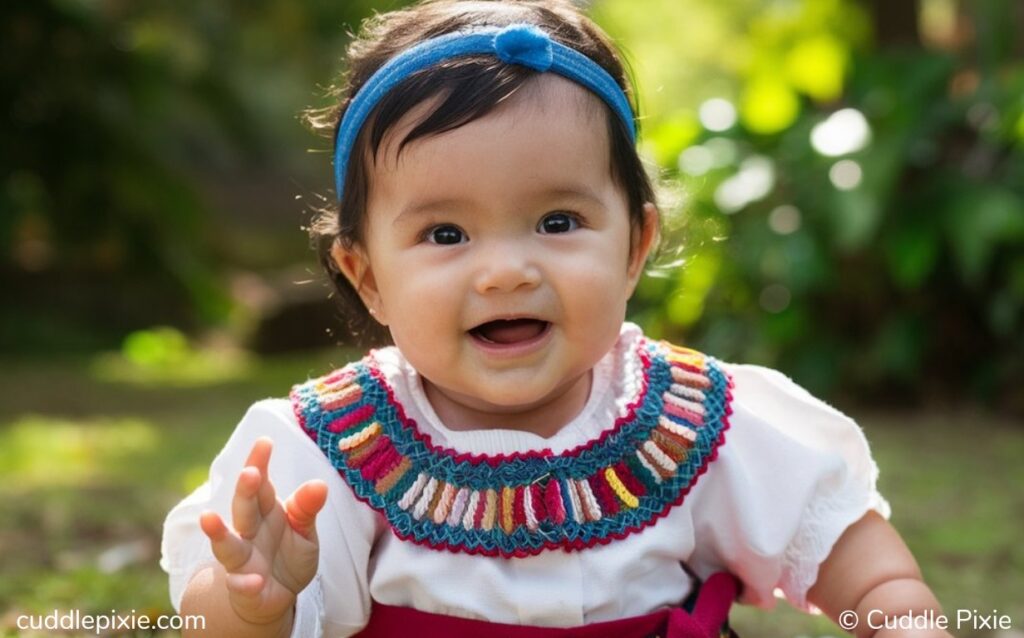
left=354, top=572, right=737, bottom=638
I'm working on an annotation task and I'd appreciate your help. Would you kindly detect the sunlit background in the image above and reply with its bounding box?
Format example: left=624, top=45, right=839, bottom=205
left=2, top=0, right=1023, bottom=636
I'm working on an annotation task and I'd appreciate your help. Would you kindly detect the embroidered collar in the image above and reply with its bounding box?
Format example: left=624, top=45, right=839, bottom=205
left=290, top=338, right=733, bottom=558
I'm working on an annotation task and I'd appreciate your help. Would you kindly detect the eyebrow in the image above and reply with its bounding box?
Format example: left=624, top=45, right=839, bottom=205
left=393, top=185, right=604, bottom=225
left=393, top=197, right=467, bottom=225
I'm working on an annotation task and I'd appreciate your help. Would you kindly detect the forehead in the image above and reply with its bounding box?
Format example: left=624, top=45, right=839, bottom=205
left=366, top=74, right=614, bottom=212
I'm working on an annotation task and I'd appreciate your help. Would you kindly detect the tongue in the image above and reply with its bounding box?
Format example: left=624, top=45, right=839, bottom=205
left=475, top=319, right=546, bottom=344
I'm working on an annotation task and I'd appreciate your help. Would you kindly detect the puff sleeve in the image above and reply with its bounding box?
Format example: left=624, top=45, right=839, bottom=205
left=159, top=398, right=381, bottom=637
left=687, top=363, right=891, bottom=611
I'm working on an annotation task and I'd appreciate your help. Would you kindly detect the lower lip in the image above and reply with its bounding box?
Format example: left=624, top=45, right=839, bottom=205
left=467, top=322, right=553, bottom=358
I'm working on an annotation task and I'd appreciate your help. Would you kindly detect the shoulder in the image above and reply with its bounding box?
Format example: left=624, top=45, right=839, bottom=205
left=213, top=397, right=329, bottom=467
left=288, top=351, right=386, bottom=445
left=642, top=335, right=879, bottom=478
left=203, top=354, right=379, bottom=464
left=635, top=334, right=736, bottom=425
left=637, top=321, right=854, bottom=443
left=723, top=362, right=848, bottom=424
left=717, top=362, right=877, bottom=468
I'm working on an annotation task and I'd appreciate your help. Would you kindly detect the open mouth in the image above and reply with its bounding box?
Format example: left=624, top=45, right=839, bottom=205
left=468, top=318, right=551, bottom=345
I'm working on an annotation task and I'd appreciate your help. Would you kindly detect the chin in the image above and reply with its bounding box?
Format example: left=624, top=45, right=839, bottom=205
left=471, top=381, right=554, bottom=411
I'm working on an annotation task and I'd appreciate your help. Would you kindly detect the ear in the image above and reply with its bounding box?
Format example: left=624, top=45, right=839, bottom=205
left=626, top=202, right=660, bottom=295
left=329, top=239, right=389, bottom=326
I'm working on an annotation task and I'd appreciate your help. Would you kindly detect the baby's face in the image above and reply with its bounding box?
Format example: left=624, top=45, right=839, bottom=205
left=338, top=74, right=656, bottom=420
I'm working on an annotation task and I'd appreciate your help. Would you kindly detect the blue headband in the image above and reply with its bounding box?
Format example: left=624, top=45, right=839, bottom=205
left=332, top=23, right=636, bottom=201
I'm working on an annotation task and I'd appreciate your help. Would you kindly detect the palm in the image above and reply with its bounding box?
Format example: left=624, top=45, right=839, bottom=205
left=231, top=497, right=318, bottom=621
left=199, top=437, right=327, bottom=627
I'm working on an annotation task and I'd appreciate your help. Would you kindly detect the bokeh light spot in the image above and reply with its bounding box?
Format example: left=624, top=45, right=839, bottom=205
left=768, top=205, right=802, bottom=234
left=679, top=145, right=714, bottom=176
left=714, top=156, right=776, bottom=213
left=829, top=160, right=863, bottom=190
left=811, top=108, right=872, bottom=157
left=699, top=98, right=737, bottom=132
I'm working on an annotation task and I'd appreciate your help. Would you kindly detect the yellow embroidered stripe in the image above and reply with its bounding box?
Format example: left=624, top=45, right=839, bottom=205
left=604, top=467, right=639, bottom=508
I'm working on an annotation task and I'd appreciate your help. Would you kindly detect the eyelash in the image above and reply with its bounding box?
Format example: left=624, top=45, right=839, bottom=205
left=418, top=211, right=584, bottom=245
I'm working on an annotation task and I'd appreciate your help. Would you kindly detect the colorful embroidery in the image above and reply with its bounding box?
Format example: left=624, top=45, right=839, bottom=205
left=289, top=339, right=733, bottom=558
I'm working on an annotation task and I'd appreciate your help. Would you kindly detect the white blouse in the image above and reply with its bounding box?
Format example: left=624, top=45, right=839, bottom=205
left=160, top=323, right=889, bottom=637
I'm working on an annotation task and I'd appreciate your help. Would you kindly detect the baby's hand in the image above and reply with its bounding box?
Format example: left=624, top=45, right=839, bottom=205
left=198, top=437, right=328, bottom=628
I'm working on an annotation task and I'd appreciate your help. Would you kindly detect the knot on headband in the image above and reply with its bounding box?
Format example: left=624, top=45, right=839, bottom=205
left=493, top=25, right=553, bottom=72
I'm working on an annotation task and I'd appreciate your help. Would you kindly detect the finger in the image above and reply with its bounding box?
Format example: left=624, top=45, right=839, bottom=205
left=199, top=510, right=252, bottom=572
left=231, top=466, right=263, bottom=539
left=243, top=436, right=273, bottom=468
left=245, top=437, right=277, bottom=517
left=284, top=480, right=328, bottom=540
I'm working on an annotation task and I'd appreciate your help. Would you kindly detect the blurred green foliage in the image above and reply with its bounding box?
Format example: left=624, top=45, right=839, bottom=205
left=2, top=0, right=389, bottom=352
left=601, top=0, right=1024, bottom=405
left=91, top=326, right=253, bottom=386
left=3, top=0, right=1022, bottom=409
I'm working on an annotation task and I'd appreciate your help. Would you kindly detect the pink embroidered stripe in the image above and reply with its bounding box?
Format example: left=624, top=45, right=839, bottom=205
left=662, top=399, right=705, bottom=425
left=328, top=404, right=376, bottom=433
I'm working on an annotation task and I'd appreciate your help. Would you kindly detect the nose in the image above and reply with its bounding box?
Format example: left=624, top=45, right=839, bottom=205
left=473, top=244, right=542, bottom=294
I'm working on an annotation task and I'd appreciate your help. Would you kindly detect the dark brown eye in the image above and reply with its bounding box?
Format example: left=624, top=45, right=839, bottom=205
left=427, top=225, right=466, bottom=245
left=538, top=212, right=579, bottom=234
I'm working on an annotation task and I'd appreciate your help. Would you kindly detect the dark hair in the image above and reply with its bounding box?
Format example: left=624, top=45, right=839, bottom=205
left=306, top=0, right=657, bottom=347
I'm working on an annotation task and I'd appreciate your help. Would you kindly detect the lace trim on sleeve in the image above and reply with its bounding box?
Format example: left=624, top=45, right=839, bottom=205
left=780, top=476, right=891, bottom=610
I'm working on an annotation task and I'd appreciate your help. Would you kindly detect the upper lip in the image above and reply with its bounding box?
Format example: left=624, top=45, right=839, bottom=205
left=466, top=314, right=550, bottom=332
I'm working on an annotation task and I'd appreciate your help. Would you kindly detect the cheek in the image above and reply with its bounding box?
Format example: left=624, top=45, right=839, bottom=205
left=552, top=262, right=631, bottom=336
left=376, top=252, right=447, bottom=303
left=556, top=235, right=634, bottom=293
left=377, top=261, right=465, bottom=339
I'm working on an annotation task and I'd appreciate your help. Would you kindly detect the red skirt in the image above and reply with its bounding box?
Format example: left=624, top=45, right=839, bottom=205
left=354, top=572, right=738, bottom=638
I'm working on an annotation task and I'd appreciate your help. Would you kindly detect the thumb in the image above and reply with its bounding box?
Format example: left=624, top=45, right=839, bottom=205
left=284, top=479, right=328, bottom=540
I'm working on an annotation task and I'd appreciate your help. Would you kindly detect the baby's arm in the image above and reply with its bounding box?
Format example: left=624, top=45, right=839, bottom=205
left=179, top=437, right=327, bottom=638
left=808, top=511, right=952, bottom=638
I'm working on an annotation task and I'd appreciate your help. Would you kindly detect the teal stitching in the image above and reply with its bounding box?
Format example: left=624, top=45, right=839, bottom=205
left=293, top=344, right=729, bottom=555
